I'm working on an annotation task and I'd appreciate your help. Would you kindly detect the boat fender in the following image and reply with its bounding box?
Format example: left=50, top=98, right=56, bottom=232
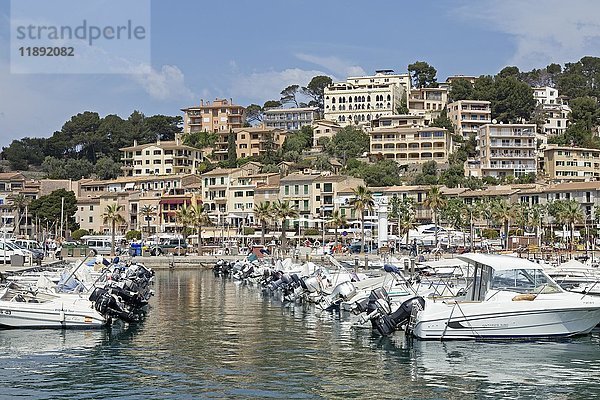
left=59, top=310, right=65, bottom=323
left=512, top=294, right=537, bottom=301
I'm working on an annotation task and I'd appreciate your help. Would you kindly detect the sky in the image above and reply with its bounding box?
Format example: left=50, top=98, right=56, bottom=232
left=0, top=0, right=599, bottom=147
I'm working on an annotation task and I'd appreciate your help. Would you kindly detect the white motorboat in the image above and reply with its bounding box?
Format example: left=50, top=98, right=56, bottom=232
left=0, top=284, right=106, bottom=329
left=411, top=253, right=600, bottom=340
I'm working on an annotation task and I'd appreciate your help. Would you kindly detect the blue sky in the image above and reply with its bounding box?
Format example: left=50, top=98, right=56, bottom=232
left=1, top=0, right=599, bottom=147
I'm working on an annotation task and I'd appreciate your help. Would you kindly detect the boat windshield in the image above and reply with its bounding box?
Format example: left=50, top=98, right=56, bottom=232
left=491, top=269, right=562, bottom=294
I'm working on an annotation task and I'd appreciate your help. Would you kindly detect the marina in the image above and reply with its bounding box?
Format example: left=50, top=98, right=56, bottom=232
left=1, top=268, right=600, bottom=399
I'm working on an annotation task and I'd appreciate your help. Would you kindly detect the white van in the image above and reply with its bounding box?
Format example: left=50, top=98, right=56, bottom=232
left=82, top=236, right=115, bottom=256
left=0, top=240, right=31, bottom=264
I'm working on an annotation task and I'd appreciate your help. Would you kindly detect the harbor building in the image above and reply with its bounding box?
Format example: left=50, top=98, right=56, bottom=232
left=264, top=107, right=320, bottom=130
left=541, top=145, right=600, bottom=182
left=120, top=135, right=204, bottom=177
left=447, top=100, right=492, bottom=139
left=324, top=70, right=410, bottom=127
left=210, top=127, right=287, bottom=162
left=370, top=127, right=452, bottom=164
left=407, top=87, right=448, bottom=126
left=477, top=123, right=537, bottom=178
left=181, top=98, right=245, bottom=133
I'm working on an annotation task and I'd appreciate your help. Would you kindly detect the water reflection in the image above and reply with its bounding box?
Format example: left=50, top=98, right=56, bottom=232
left=0, top=269, right=599, bottom=399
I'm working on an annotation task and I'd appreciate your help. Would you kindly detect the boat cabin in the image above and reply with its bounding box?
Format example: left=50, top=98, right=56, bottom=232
left=459, top=254, right=562, bottom=302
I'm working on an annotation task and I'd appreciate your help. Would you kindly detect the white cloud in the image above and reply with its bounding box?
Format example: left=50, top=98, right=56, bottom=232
left=230, top=68, right=326, bottom=103
left=129, top=64, right=195, bottom=101
left=455, top=0, right=600, bottom=69
left=295, top=53, right=366, bottom=78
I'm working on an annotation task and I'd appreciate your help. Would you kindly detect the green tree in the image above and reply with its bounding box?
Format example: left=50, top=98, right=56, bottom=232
left=347, top=160, right=402, bottom=187
left=350, top=185, right=374, bottom=254
left=449, top=78, right=474, bottom=101
left=408, top=61, right=438, bottom=88
left=328, top=209, right=348, bottom=249
left=96, top=114, right=133, bottom=161
left=496, top=66, right=520, bottom=79
left=570, top=96, right=600, bottom=132
left=272, top=200, right=299, bottom=251
left=138, top=204, right=156, bottom=242
left=102, top=203, right=126, bottom=256
left=184, top=131, right=218, bottom=149
left=395, top=96, right=409, bottom=114
left=254, top=202, right=273, bottom=246
left=71, top=228, right=89, bottom=241
left=190, top=203, right=211, bottom=254
left=126, top=230, right=142, bottom=240
left=245, top=104, right=264, bottom=124
left=226, top=131, right=237, bottom=167
left=61, top=111, right=103, bottom=162
left=412, top=160, right=439, bottom=185
left=94, top=156, right=122, bottom=180
left=423, top=186, right=447, bottom=248
left=552, top=200, right=584, bottom=252
left=326, top=126, right=370, bottom=159
left=280, top=84, right=301, bottom=107
left=29, top=189, right=78, bottom=232
left=175, top=203, right=194, bottom=243
left=142, top=114, right=182, bottom=141
left=302, top=75, right=333, bottom=109
left=492, top=76, right=535, bottom=122
left=431, top=109, right=454, bottom=133
left=263, top=100, right=282, bottom=109
left=10, top=193, right=30, bottom=236
left=490, top=199, right=516, bottom=250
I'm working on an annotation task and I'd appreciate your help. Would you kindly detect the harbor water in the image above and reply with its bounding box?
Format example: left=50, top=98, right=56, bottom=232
left=1, top=269, right=600, bottom=399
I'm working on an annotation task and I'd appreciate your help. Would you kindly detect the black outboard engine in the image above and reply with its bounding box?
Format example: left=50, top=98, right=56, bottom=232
left=89, top=287, right=137, bottom=323
left=361, top=287, right=425, bottom=336
left=373, top=296, right=425, bottom=336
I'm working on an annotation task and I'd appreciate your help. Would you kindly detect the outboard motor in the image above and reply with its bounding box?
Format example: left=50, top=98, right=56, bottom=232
left=89, top=287, right=137, bottom=323
left=319, top=281, right=357, bottom=311
left=368, top=294, right=425, bottom=336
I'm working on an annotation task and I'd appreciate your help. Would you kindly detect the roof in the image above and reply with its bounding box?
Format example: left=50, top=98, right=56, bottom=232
left=280, top=173, right=321, bottom=183
left=543, top=145, right=600, bottom=153
left=201, top=168, right=240, bottom=176
left=0, top=172, right=25, bottom=181
left=457, top=253, right=543, bottom=271
left=233, top=127, right=286, bottom=134
left=545, top=182, right=600, bottom=192
left=119, top=141, right=200, bottom=152
left=264, top=107, right=319, bottom=113
left=459, top=188, right=519, bottom=197
left=80, top=174, right=198, bottom=186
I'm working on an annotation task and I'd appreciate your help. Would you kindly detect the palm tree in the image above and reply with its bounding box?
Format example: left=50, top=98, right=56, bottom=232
left=272, top=200, right=299, bottom=252
left=190, top=203, right=211, bottom=254
left=138, top=204, right=156, bottom=243
left=175, top=202, right=194, bottom=243
left=528, top=204, right=546, bottom=248
left=490, top=199, right=516, bottom=251
left=389, top=196, right=416, bottom=241
left=102, top=203, right=126, bottom=257
left=398, top=213, right=417, bottom=251
left=555, top=200, right=584, bottom=252
left=350, top=185, right=375, bottom=255
left=328, top=210, right=347, bottom=250
left=423, top=186, right=447, bottom=248
left=253, top=202, right=273, bottom=246
left=11, top=194, right=29, bottom=236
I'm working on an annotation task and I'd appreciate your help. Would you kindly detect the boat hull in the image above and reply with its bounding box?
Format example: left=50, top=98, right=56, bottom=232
left=0, top=297, right=106, bottom=329
left=413, top=302, right=600, bottom=340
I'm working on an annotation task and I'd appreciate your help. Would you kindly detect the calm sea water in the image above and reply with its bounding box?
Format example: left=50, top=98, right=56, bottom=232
left=1, top=269, right=600, bottom=399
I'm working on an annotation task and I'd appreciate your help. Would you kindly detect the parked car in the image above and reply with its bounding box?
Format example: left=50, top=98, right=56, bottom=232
left=12, top=240, right=44, bottom=263
left=149, top=238, right=188, bottom=256
left=0, top=240, right=31, bottom=264
left=347, top=243, right=378, bottom=253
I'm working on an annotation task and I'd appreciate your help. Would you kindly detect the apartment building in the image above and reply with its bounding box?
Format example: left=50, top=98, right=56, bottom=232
left=408, top=87, right=448, bottom=125
left=159, top=192, right=202, bottom=234
left=533, top=86, right=560, bottom=105
left=539, top=103, right=570, bottom=137
left=210, top=127, right=287, bottom=162
left=544, top=182, right=600, bottom=221
left=477, top=124, right=537, bottom=178
left=201, top=162, right=270, bottom=225
left=280, top=171, right=364, bottom=228
left=120, top=136, right=204, bottom=177
left=181, top=98, right=245, bottom=133
left=370, top=127, right=452, bottom=164
left=264, top=107, right=319, bottom=130
left=541, top=145, right=600, bottom=182
left=447, top=100, right=492, bottom=138
left=324, top=70, right=410, bottom=126
left=370, top=115, right=425, bottom=130
left=313, top=120, right=342, bottom=147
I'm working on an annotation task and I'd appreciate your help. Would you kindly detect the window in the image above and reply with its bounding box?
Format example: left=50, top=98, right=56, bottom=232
left=323, top=183, right=333, bottom=192
left=153, top=150, right=161, bottom=155
left=294, top=185, right=299, bottom=195
left=303, top=185, right=309, bottom=194
left=303, top=200, right=309, bottom=210
left=245, top=191, right=254, bottom=196
left=234, top=191, right=244, bottom=197
left=88, top=216, right=93, bottom=223
left=89, top=205, right=94, bottom=211
left=285, top=186, right=289, bottom=195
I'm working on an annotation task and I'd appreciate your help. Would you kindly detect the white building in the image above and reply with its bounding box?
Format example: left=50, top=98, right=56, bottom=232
left=477, top=124, right=537, bottom=178
left=264, top=107, right=320, bottom=130
left=324, top=70, right=410, bottom=127
left=448, top=100, right=492, bottom=139
left=533, top=86, right=560, bottom=105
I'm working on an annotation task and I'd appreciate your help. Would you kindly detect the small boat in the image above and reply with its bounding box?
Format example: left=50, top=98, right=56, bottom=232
left=411, top=254, right=600, bottom=340
left=0, top=284, right=106, bottom=329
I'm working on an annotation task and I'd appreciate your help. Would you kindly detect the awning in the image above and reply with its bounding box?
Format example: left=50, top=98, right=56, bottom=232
left=124, top=182, right=135, bottom=189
